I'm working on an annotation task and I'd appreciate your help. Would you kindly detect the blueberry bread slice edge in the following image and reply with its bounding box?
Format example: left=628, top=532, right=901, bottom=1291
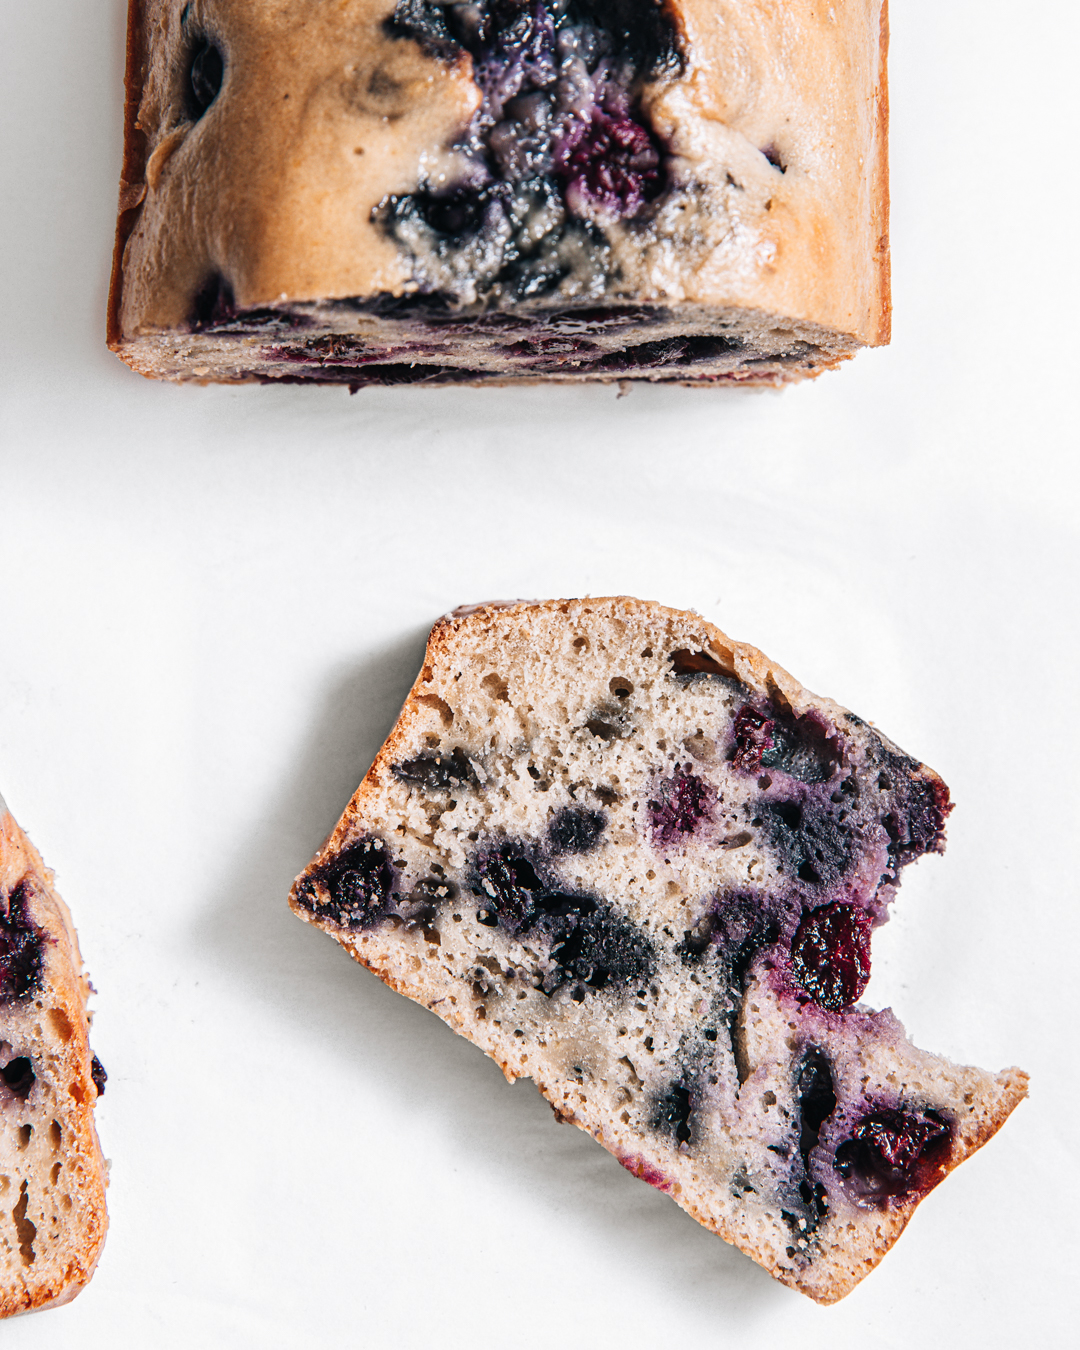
left=289, top=597, right=1026, bottom=1303
left=0, top=796, right=108, bottom=1318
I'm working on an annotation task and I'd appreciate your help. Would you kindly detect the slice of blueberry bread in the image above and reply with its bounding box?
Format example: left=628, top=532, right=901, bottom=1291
left=109, top=1, right=888, bottom=387
left=0, top=795, right=108, bottom=1317
left=290, top=598, right=1026, bottom=1303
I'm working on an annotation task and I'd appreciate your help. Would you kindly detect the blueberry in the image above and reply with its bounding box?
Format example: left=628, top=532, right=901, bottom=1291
left=0, top=881, right=44, bottom=1006
left=651, top=1081, right=693, bottom=1145
left=554, top=107, right=663, bottom=219
left=649, top=768, right=713, bottom=846
left=547, top=807, right=606, bottom=855
left=877, top=749, right=952, bottom=873
left=733, top=704, right=839, bottom=783
left=780, top=1048, right=836, bottom=1231
left=471, top=842, right=653, bottom=990
left=294, top=837, right=396, bottom=929
left=378, top=0, right=682, bottom=303
left=0, top=1057, right=35, bottom=1100
left=789, top=902, right=872, bottom=1011
left=835, top=1107, right=951, bottom=1205
left=186, top=38, right=224, bottom=120
left=731, top=706, right=774, bottom=773
left=394, top=748, right=477, bottom=790
left=760, top=795, right=854, bottom=888
left=90, top=1055, right=108, bottom=1096
left=534, top=895, right=653, bottom=992
left=473, top=846, right=544, bottom=934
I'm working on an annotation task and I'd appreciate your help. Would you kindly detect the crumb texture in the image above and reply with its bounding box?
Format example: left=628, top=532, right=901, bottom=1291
left=110, top=1, right=890, bottom=386
left=0, top=801, right=108, bottom=1319
left=291, top=598, right=1026, bottom=1303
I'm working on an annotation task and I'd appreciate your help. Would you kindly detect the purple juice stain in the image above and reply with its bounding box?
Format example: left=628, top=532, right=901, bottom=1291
left=0, top=880, right=45, bottom=1006
left=648, top=768, right=714, bottom=847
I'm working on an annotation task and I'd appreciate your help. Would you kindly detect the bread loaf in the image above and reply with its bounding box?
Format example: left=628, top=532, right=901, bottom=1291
left=110, top=1, right=890, bottom=387
left=289, top=597, right=1026, bottom=1302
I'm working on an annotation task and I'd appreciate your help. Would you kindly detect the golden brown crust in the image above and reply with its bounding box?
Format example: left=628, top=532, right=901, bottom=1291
left=0, top=807, right=108, bottom=1318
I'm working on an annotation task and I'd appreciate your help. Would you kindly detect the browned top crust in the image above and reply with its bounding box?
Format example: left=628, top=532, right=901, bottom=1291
left=110, top=0, right=889, bottom=347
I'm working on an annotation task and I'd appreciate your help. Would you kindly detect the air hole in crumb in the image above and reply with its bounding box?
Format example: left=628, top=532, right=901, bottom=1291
left=481, top=673, right=510, bottom=702
left=50, top=1163, right=61, bottom=1185
left=609, top=677, right=634, bottom=699
left=573, top=636, right=588, bottom=652
left=641, top=647, right=653, bottom=658
left=13, top=1182, right=36, bottom=1265
left=49, top=1008, right=74, bottom=1042
left=763, top=1091, right=777, bottom=1106
left=18, top=1124, right=32, bottom=1149
left=416, top=693, right=454, bottom=726
left=50, top=1121, right=61, bottom=1148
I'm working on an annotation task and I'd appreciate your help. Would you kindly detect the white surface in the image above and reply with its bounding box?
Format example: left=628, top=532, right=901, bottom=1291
left=2, top=1, right=1078, bottom=1344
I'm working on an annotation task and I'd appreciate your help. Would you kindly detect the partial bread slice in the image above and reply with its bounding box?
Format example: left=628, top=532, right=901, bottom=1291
left=289, top=597, right=1026, bottom=1302
left=0, top=795, right=108, bottom=1317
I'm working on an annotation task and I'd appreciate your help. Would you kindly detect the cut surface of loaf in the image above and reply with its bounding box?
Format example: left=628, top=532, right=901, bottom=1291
left=109, top=0, right=889, bottom=387
left=290, top=598, right=1026, bottom=1303
left=0, top=796, right=108, bottom=1318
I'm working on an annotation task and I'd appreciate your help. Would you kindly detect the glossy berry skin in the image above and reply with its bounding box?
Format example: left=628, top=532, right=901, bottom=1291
left=835, top=1107, right=951, bottom=1205
left=789, top=902, right=872, bottom=1011
left=731, top=705, right=775, bottom=772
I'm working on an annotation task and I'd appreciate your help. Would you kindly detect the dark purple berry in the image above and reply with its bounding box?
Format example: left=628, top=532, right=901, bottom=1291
left=789, top=903, right=872, bottom=1011
left=835, top=1107, right=951, bottom=1205
left=394, top=748, right=477, bottom=791
left=90, top=1055, right=107, bottom=1096
left=732, top=705, right=775, bottom=772
left=651, top=1081, right=693, bottom=1145
left=473, top=847, right=543, bottom=934
left=471, top=844, right=653, bottom=991
left=555, top=107, right=662, bottom=220
left=879, top=754, right=952, bottom=872
left=734, top=704, right=839, bottom=784
left=0, top=881, right=45, bottom=1006
left=648, top=768, right=714, bottom=846
left=547, top=807, right=605, bottom=855
left=760, top=796, right=854, bottom=888
left=678, top=893, right=779, bottom=989
left=1, top=1057, right=35, bottom=1100
left=295, top=837, right=396, bottom=929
